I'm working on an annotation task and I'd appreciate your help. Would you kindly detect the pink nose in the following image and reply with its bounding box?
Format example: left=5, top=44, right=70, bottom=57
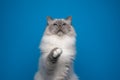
left=58, top=26, right=62, bottom=29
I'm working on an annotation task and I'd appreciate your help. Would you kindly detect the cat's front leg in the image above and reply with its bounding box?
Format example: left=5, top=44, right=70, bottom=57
left=46, top=47, right=62, bottom=74
left=48, top=47, right=62, bottom=63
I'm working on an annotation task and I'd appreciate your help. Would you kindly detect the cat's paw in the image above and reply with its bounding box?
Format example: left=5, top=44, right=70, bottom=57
left=48, top=47, right=62, bottom=63
left=52, top=48, right=62, bottom=58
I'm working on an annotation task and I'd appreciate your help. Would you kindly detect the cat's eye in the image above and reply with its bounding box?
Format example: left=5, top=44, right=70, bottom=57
left=53, top=23, right=57, bottom=26
left=63, top=23, right=66, bottom=26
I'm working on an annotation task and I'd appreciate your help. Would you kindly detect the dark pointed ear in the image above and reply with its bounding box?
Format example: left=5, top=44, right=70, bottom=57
left=66, top=16, right=72, bottom=24
left=47, top=16, right=53, bottom=24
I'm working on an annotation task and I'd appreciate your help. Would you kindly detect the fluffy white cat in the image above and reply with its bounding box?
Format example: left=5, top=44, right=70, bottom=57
left=34, top=16, right=78, bottom=80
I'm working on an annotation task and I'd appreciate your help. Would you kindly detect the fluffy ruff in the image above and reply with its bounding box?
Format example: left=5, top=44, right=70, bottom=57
left=34, top=35, right=78, bottom=80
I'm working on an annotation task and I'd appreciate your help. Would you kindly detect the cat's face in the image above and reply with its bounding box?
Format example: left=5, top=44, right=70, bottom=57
left=45, top=16, right=75, bottom=37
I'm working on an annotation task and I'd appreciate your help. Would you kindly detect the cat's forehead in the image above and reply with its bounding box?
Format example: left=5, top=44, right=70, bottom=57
left=53, top=19, right=65, bottom=23
left=54, top=19, right=64, bottom=20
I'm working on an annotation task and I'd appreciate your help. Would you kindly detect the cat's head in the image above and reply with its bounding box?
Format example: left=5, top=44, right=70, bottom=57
left=45, top=16, right=76, bottom=37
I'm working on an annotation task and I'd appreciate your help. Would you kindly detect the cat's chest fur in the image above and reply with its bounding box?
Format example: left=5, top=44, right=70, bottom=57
left=40, top=35, right=75, bottom=57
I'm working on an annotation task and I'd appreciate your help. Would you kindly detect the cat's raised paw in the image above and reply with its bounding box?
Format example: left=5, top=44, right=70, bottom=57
left=53, top=48, right=62, bottom=58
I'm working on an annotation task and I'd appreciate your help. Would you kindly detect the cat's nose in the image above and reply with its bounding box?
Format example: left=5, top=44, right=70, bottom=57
left=58, top=24, right=62, bottom=26
left=58, top=25, right=62, bottom=29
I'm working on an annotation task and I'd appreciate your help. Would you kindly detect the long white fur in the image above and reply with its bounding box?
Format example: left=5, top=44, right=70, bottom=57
left=34, top=16, right=78, bottom=80
left=34, top=34, right=78, bottom=80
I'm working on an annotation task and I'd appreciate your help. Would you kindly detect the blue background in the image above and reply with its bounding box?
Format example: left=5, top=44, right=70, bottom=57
left=0, top=0, right=120, bottom=80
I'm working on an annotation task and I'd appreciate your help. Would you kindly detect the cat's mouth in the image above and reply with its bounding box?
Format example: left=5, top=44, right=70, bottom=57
left=57, top=29, right=65, bottom=33
left=57, top=29, right=63, bottom=32
left=57, top=29, right=64, bottom=36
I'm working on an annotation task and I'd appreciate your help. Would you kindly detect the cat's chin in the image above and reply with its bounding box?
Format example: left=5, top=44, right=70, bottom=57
left=57, top=31, right=64, bottom=36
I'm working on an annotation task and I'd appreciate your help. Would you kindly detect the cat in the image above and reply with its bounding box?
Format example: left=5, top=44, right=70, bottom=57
left=34, top=16, right=78, bottom=80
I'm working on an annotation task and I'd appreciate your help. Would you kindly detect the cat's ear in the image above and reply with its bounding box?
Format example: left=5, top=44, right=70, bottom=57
left=47, top=16, right=53, bottom=24
left=66, top=16, right=72, bottom=24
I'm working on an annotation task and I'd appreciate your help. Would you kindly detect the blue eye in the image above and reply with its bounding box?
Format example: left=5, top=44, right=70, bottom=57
left=63, top=23, right=66, bottom=26
left=53, top=23, right=57, bottom=26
